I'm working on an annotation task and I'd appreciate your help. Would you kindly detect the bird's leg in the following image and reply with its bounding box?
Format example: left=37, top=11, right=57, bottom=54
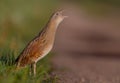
left=33, top=62, right=36, bottom=76
left=29, top=62, right=36, bottom=77
left=29, top=64, right=32, bottom=76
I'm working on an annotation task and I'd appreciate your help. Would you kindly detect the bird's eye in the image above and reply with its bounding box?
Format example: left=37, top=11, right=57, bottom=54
left=56, top=13, right=59, bottom=15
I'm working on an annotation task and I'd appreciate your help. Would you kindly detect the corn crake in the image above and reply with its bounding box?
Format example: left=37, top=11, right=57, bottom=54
left=15, top=10, right=68, bottom=76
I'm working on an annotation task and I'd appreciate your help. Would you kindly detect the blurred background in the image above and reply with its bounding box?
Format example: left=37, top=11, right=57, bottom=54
left=0, top=0, right=120, bottom=83
left=54, top=0, right=120, bottom=56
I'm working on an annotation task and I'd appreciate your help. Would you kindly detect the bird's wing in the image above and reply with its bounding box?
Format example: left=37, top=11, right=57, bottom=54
left=16, top=37, right=44, bottom=67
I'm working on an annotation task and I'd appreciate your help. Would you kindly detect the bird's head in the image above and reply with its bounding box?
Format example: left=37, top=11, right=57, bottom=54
left=50, top=10, right=68, bottom=25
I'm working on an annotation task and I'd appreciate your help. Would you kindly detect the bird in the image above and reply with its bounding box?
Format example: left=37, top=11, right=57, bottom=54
left=15, top=10, right=68, bottom=76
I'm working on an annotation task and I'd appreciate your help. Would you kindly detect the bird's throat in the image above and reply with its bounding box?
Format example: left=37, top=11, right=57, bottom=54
left=46, top=21, right=59, bottom=40
left=40, top=20, right=60, bottom=45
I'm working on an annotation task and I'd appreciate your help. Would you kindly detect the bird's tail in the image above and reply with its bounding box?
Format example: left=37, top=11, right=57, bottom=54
left=14, top=57, right=21, bottom=70
left=15, top=62, right=20, bottom=70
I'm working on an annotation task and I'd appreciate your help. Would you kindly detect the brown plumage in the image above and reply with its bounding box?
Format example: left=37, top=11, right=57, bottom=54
left=15, top=10, right=68, bottom=76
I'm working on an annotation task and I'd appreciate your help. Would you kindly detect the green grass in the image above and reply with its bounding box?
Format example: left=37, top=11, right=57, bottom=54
left=0, top=50, right=58, bottom=83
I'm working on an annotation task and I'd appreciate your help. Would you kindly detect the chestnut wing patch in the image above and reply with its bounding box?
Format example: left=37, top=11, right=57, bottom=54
left=18, top=38, right=44, bottom=67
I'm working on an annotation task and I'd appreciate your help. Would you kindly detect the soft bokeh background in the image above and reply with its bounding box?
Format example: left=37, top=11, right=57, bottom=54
left=53, top=0, right=120, bottom=83
left=0, top=0, right=120, bottom=83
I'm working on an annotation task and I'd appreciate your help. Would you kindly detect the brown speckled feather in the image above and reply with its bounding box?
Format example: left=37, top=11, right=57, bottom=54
left=16, top=37, right=43, bottom=67
left=15, top=10, right=66, bottom=71
left=16, top=22, right=57, bottom=68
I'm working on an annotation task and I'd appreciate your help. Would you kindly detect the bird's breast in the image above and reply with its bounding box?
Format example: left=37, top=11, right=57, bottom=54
left=35, top=45, right=53, bottom=62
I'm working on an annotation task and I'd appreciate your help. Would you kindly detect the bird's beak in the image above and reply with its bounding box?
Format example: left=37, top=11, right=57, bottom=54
left=63, top=16, right=68, bottom=18
left=60, top=10, right=68, bottom=19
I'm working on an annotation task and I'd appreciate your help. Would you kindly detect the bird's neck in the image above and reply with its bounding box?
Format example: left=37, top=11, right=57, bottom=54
left=47, top=20, right=60, bottom=37
left=39, top=20, right=60, bottom=44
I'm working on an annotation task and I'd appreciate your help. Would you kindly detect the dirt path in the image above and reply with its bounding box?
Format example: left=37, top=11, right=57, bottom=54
left=51, top=8, right=120, bottom=83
